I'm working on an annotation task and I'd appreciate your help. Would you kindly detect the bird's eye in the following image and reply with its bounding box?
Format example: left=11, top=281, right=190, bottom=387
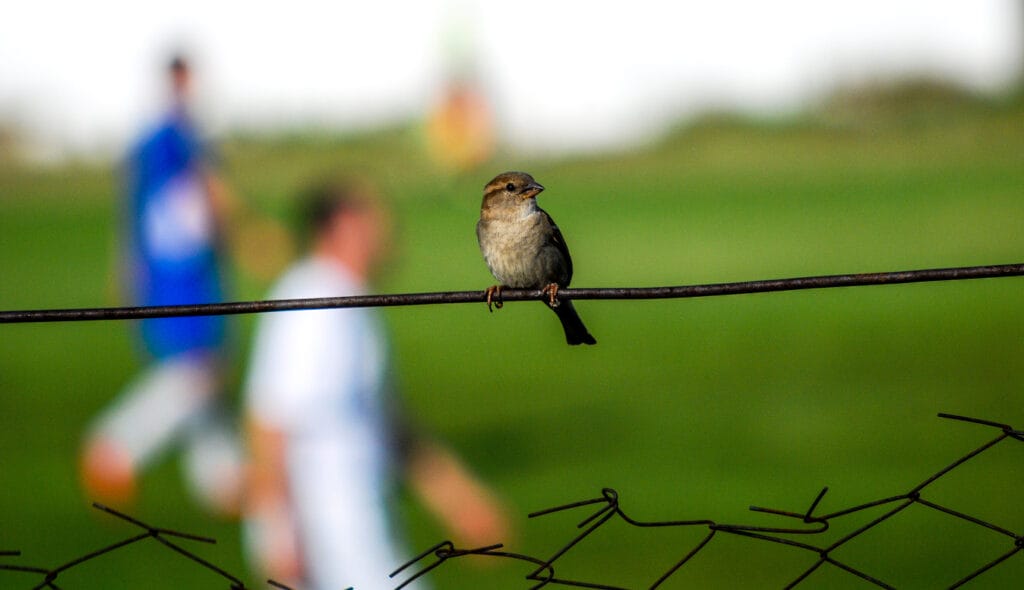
left=505, top=182, right=516, bottom=192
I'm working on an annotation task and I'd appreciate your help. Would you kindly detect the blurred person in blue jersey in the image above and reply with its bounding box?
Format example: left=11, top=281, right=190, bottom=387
left=79, top=54, right=242, bottom=515
left=243, top=180, right=509, bottom=590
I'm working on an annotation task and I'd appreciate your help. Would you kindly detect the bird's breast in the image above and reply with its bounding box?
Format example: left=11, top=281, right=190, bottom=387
left=477, top=212, right=551, bottom=288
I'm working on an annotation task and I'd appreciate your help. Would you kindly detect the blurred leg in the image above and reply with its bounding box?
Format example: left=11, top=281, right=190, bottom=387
left=182, top=404, right=244, bottom=517
left=80, top=353, right=218, bottom=505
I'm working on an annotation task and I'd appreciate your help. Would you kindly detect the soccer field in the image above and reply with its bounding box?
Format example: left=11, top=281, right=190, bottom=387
left=2, top=94, right=1024, bottom=588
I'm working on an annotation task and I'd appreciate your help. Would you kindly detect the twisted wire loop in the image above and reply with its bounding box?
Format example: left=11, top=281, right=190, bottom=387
left=388, top=541, right=559, bottom=590
left=397, top=413, right=1024, bottom=589
left=2, top=263, right=1022, bottom=324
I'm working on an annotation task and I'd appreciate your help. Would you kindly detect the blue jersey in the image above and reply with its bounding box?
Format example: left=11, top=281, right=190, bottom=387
left=126, top=110, right=226, bottom=359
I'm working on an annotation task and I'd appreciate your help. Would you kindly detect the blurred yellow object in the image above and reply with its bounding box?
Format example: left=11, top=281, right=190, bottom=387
left=425, top=82, right=496, bottom=173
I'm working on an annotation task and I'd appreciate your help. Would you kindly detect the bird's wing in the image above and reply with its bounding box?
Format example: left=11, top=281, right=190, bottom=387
left=540, top=209, right=573, bottom=283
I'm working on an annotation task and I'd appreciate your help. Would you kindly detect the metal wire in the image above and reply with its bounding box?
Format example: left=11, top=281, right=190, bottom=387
left=1, top=262, right=1022, bottom=324
left=1, top=502, right=247, bottom=590
left=3, top=262, right=1022, bottom=587
left=2, top=413, right=1020, bottom=588
left=390, top=413, right=1024, bottom=589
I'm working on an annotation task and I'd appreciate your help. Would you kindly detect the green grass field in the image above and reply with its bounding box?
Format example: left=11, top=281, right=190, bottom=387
left=2, top=90, right=1024, bottom=588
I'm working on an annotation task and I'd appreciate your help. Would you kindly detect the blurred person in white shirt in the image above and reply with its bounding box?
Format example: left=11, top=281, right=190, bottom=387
left=243, top=179, right=509, bottom=590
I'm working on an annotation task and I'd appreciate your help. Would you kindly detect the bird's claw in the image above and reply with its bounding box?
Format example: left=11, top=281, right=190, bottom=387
left=485, top=285, right=504, bottom=312
left=543, top=283, right=560, bottom=308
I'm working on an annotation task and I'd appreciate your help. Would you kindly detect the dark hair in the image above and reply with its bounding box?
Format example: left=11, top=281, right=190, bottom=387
left=298, top=179, right=378, bottom=244
left=168, top=54, right=189, bottom=76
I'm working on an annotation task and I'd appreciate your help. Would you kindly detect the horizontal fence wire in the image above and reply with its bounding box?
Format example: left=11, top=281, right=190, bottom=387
left=1, top=262, right=1022, bottom=324
left=2, top=414, right=1021, bottom=589
left=3, top=264, right=1022, bottom=587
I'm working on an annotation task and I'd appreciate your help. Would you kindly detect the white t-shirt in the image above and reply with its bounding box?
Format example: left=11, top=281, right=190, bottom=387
left=245, top=256, right=404, bottom=590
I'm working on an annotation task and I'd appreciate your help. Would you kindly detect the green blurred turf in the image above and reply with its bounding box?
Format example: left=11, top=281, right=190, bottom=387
left=2, top=93, right=1024, bottom=589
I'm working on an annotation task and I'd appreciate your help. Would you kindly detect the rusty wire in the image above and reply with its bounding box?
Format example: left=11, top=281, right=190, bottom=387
left=2, top=413, right=1020, bottom=589
left=391, top=413, right=1024, bottom=589
left=1, top=262, right=1022, bottom=324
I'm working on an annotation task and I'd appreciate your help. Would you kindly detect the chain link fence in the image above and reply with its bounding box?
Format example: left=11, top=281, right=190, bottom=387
left=2, top=413, right=1020, bottom=589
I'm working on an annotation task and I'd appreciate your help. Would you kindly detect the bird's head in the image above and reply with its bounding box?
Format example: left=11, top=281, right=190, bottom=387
left=482, top=171, right=544, bottom=209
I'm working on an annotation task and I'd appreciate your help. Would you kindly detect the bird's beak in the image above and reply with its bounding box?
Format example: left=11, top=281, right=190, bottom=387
left=521, top=182, right=544, bottom=199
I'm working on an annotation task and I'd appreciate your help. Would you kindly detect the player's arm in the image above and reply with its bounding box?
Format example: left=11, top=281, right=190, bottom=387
left=245, top=414, right=302, bottom=582
left=405, top=439, right=511, bottom=547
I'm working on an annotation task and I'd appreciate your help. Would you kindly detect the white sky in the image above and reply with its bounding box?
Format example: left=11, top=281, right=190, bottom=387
left=0, top=0, right=1020, bottom=159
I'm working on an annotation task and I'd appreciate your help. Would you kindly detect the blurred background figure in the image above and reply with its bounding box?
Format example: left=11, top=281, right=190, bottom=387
left=243, top=180, right=509, bottom=590
left=424, top=72, right=496, bottom=175
left=79, top=54, right=242, bottom=516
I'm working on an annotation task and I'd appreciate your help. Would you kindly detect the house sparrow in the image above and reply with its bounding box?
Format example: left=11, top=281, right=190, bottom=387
left=476, top=171, right=596, bottom=345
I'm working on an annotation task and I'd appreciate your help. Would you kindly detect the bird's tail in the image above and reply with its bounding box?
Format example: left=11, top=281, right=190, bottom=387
left=551, top=300, right=596, bottom=345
